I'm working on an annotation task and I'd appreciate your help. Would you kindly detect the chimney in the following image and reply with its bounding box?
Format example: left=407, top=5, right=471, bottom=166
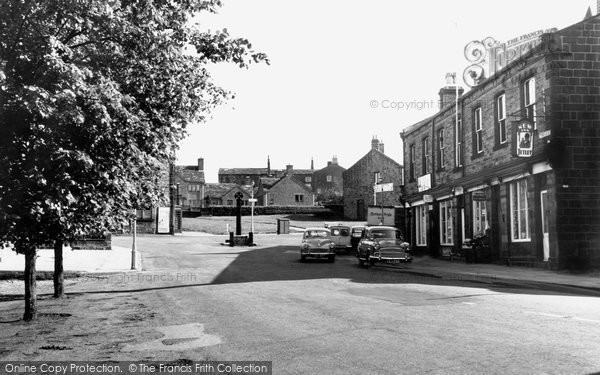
left=332, top=156, right=338, bottom=165
left=311, top=157, right=314, bottom=170
left=267, top=156, right=271, bottom=175
left=327, top=161, right=332, bottom=167
left=379, top=143, right=385, bottom=154
left=286, top=164, right=293, bottom=174
left=197, top=158, right=204, bottom=171
left=439, top=73, right=464, bottom=109
left=371, top=137, right=380, bottom=150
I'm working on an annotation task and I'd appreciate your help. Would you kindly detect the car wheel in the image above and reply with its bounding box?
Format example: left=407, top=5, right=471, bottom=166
left=358, top=257, right=364, bottom=266
left=328, top=255, right=335, bottom=263
left=365, top=252, right=371, bottom=268
left=300, top=254, right=306, bottom=262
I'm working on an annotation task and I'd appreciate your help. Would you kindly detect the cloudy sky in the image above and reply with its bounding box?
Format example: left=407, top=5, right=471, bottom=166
left=177, top=0, right=596, bottom=181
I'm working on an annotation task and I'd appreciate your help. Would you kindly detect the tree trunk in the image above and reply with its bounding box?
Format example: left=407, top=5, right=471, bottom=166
left=23, top=247, right=37, bottom=321
left=53, top=239, right=64, bottom=298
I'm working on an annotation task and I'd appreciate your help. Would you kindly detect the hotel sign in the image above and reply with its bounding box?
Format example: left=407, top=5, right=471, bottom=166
left=417, top=174, right=431, bottom=192
left=514, top=120, right=533, bottom=157
left=463, top=28, right=557, bottom=87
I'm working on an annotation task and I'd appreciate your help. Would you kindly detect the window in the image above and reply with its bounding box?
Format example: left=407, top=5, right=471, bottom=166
left=373, top=172, right=380, bottom=184
left=415, top=205, right=427, bottom=246
left=439, top=200, right=454, bottom=245
left=305, top=176, right=312, bottom=183
left=438, top=129, right=445, bottom=169
left=524, top=77, right=536, bottom=129
left=136, top=209, right=152, bottom=220
left=510, top=179, right=530, bottom=241
left=326, top=175, right=332, bottom=182
left=473, top=197, right=488, bottom=236
left=295, top=194, right=304, bottom=203
left=474, top=107, right=483, bottom=154
left=422, top=137, right=430, bottom=175
left=455, top=117, right=462, bottom=167
left=409, top=145, right=416, bottom=180
left=316, top=188, right=321, bottom=194
left=496, top=94, right=507, bottom=144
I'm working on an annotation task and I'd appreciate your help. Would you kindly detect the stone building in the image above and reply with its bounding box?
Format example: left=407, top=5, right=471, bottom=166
left=343, top=138, right=404, bottom=220
left=203, top=183, right=254, bottom=206
left=400, top=13, right=600, bottom=269
left=173, top=158, right=205, bottom=209
left=256, top=172, right=315, bottom=207
left=218, top=157, right=314, bottom=189
left=312, top=156, right=345, bottom=204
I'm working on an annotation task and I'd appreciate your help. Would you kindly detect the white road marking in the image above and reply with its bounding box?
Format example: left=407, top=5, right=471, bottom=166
left=462, top=302, right=475, bottom=305
left=524, top=311, right=600, bottom=324
left=122, top=323, right=222, bottom=352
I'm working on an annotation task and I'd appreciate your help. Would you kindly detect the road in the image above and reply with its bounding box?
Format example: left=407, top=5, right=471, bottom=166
left=1, top=233, right=600, bottom=374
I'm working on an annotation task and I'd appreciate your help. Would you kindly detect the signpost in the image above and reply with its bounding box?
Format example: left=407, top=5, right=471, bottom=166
left=374, top=182, right=393, bottom=225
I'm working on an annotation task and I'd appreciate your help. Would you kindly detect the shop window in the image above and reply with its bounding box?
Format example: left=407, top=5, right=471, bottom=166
left=415, top=205, right=427, bottom=246
left=439, top=200, right=454, bottom=245
left=473, top=198, right=488, bottom=236
left=510, top=179, right=530, bottom=241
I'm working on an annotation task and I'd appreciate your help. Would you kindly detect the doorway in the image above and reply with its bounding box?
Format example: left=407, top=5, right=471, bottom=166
left=540, top=190, right=549, bottom=261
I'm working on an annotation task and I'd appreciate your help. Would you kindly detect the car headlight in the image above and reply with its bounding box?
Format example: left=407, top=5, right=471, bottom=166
left=329, top=243, right=336, bottom=249
left=302, top=243, right=309, bottom=250
left=373, top=243, right=380, bottom=251
left=400, top=242, right=409, bottom=249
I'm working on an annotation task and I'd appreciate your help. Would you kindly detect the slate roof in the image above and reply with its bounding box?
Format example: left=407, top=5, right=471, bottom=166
left=175, top=166, right=205, bottom=183
left=203, top=183, right=239, bottom=198
left=218, top=168, right=282, bottom=176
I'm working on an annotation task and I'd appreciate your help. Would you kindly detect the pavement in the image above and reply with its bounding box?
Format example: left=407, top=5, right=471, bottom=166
left=0, top=232, right=598, bottom=293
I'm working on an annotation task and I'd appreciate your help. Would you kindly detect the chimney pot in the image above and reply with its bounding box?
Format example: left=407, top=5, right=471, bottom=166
left=197, top=158, right=204, bottom=171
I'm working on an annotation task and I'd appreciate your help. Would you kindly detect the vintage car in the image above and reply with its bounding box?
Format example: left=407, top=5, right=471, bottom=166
left=350, top=225, right=366, bottom=254
left=329, top=224, right=352, bottom=253
left=300, top=227, right=336, bottom=262
left=357, top=226, right=411, bottom=267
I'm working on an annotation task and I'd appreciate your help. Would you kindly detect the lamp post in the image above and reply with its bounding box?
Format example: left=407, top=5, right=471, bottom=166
left=250, top=181, right=255, bottom=234
left=131, top=209, right=137, bottom=270
left=176, top=183, right=180, bottom=205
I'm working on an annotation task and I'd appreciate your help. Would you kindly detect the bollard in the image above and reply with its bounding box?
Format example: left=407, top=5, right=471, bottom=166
left=248, top=232, right=254, bottom=246
left=229, top=232, right=234, bottom=247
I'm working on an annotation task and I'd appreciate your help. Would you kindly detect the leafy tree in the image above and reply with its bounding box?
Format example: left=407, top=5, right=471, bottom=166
left=0, top=0, right=267, bottom=320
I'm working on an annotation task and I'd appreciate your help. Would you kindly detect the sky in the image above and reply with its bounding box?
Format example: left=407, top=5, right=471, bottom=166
left=176, top=0, right=597, bottom=181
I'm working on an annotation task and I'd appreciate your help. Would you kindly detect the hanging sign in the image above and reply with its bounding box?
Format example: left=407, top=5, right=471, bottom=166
left=514, top=119, right=533, bottom=157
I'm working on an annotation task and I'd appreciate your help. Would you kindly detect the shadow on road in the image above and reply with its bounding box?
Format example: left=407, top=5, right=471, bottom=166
left=209, top=245, right=600, bottom=298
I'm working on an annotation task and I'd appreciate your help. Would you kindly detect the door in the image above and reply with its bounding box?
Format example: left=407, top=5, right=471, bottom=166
left=540, top=190, right=549, bottom=261
left=357, top=199, right=365, bottom=220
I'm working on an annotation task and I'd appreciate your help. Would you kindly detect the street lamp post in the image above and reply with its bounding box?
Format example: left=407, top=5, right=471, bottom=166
left=131, top=209, right=137, bottom=270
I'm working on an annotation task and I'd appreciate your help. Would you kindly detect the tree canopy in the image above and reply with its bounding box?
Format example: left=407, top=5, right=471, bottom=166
left=0, top=0, right=267, bottom=319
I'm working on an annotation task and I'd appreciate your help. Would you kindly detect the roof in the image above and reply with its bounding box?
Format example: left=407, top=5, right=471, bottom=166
left=345, top=148, right=403, bottom=173
left=218, top=168, right=281, bottom=176
left=289, top=169, right=313, bottom=175
left=175, top=166, right=205, bottom=183
left=203, top=183, right=239, bottom=198
left=259, top=176, right=281, bottom=189
left=269, top=174, right=314, bottom=194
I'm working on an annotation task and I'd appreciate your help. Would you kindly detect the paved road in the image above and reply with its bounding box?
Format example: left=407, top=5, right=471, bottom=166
left=1, top=233, right=600, bottom=375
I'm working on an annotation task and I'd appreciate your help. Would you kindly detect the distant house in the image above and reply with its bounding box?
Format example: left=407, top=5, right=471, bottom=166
left=256, top=172, right=315, bottom=206
left=174, top=158, right=205, bottom=209
left=219, top=157, right=315, bottom=189
left=203, top=183, right=255, bottom=206
left=343, top=138, right=404, bottom=220
left=313, top=156, right=345, bottom=203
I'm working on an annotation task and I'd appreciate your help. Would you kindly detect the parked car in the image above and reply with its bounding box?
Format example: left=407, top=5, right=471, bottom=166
left=350, top=225, right=366, bottom=254
left=300, top=227, right=336, bottom=262
left=357, top=226, right=411, bottom=267
left=329, top=224, right=352, bottom=253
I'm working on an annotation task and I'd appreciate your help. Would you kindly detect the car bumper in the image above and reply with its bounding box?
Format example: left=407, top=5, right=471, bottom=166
left=372, top=251, right=412, bottom=262
left=301, top=249, right=335, bottom=257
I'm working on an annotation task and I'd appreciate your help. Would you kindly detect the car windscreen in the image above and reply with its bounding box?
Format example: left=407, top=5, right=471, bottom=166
left=371, top=229, right=401, bottom=239
left=305, top=230, right=330, bottom=238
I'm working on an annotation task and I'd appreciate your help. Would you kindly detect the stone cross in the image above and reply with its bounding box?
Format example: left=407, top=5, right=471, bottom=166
left=234, top=191, right=243, bottom=235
